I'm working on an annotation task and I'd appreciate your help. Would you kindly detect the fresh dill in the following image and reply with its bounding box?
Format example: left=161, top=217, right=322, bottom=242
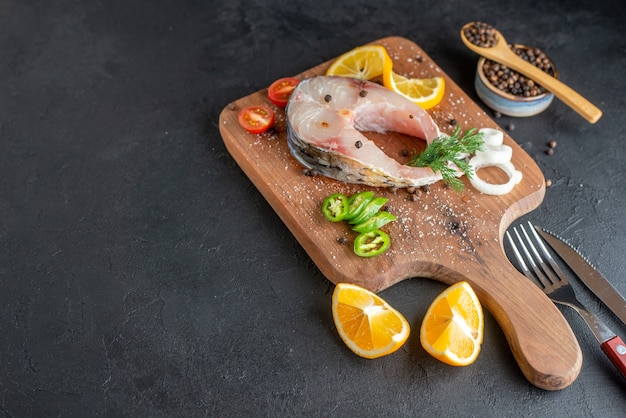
left=407, top=126, right=484, bottom=192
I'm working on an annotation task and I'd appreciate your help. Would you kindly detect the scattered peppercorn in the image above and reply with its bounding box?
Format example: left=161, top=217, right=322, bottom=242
left=548, top=140, right=557, bottom=148
left=409, top=114, right=414, bottom=119
left=449, top=221, right=461, bottom=233
left=507, top=123, right=515, bottom=131
left=337, top=236, right=348, bottom=244
left=450, top=118, right=457, bottom=126
left=359, top=90, right=368, bottom=97
left=401, top=149, right=409, bottom=157
left=546, top=148, right=554, bottom=156
left=355, top=140, right=362, bottom=148
left=324, top=94, right=332, bottom=102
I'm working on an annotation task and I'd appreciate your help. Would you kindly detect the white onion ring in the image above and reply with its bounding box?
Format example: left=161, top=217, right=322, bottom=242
left=476, top=144, right=512, bottom=164
left=469, top=156, right=523, bottom=195
left=479, top=128, right=504, bottom=146
left=466, top=128, right=522, bottom=195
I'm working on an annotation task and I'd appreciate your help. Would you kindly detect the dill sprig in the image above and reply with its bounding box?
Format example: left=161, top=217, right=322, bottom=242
left=407, top=126, right=484, bottom=192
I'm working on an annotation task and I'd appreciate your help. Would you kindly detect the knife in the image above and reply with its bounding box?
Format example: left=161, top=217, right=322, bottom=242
left=535, top=226, right=626, bottom=326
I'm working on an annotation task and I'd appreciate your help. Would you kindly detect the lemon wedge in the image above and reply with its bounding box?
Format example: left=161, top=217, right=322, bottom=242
left=326, top=45, right=393, bottom=81
left=420, top=281, right=484, bottom=366
left=383, top=71, right=446, bottom=110
left=332, top=283, right=410, bottom=359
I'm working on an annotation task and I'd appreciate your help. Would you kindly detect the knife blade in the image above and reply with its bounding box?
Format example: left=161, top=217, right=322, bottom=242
left=535, top=225, right=626, bottom=326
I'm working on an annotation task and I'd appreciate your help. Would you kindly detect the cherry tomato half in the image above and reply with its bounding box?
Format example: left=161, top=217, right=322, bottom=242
left=238, top=105, right=275, bottom=134
left=267, top=77, right=300, bottom=107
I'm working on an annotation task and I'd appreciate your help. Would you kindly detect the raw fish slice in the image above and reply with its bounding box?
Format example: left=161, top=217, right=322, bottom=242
left=286, top=76, right=457, bottom=188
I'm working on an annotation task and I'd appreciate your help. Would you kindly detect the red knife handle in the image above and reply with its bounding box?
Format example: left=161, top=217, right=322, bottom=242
left=601, top=336, right=626, bottom=379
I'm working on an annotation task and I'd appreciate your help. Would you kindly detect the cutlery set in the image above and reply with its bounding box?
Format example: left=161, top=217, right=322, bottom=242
left=506, top=221, right=626, bottom=379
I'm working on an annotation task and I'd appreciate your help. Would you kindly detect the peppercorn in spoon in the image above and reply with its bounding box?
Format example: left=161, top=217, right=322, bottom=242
left=461, top=22, right=602, bottom=123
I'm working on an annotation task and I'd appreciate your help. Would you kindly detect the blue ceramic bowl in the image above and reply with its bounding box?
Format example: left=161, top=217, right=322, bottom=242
left=475, top=46, right=558, bottom=117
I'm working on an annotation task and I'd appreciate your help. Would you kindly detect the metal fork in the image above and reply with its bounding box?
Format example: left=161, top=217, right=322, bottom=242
left=506, top=221, right=626, bottom=379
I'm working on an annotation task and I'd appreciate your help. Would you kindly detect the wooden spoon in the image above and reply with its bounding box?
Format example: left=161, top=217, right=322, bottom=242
left=461, top=22, right=602, bottom=124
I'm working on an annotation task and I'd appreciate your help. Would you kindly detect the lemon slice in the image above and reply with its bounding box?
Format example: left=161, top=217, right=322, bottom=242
left=419, top=281, right=484, bottom=366
left=326, top=45, right=393, bottom=81
left=383, top=71, right=446, bottom=110
left=332, top=283, right=410, bottom=359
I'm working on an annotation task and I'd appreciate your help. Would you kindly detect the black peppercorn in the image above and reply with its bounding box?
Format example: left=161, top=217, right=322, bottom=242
left=482, top=44, right=554, bottom=98
left=464, top=22, right=498, bottom=48
left=324, top=94, right=332, bottom=102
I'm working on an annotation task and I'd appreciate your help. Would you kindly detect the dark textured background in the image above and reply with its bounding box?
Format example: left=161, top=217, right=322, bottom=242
left=1, top=0, right=625, bottom=416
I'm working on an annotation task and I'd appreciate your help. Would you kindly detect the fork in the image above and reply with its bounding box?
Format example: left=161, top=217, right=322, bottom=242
left=506, top=222, right=626, bottom=379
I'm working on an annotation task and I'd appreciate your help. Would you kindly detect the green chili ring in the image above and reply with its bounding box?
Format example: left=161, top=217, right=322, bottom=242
left=351, top=211, right=397, bottom=234
left=354, top=229, right=391, bottom=257
left=343, top=191, right=375, bottom=221
left=348, top=196, right=388, bottom=225
left=321, top=193, right=349, bottom=222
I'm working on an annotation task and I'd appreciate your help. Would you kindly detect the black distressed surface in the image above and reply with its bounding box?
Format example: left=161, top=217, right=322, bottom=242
left=1, top=0, right=625, bottom=416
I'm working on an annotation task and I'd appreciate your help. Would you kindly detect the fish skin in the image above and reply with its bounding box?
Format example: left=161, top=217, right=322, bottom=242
left=286, top=76, right=459, bottom=188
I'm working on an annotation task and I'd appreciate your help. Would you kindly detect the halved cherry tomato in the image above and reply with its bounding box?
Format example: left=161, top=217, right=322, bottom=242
left=267, top=77, right=300, bottom=107
left=238, top=105, right=275, bottom=134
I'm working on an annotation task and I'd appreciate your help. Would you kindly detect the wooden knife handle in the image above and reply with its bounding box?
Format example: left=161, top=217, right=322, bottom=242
left=601, top=336, right=626, bottom=379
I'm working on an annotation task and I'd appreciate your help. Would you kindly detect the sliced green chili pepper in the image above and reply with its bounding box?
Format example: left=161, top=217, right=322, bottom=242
left=343, top=191, right=375, bottom=221
left=348, top=196, right=388, bottom=225
left=321, top=193, right=349, bottom=222
left=354, top=230, right=391, bottom=257
left=351, top=211, right=397, bottom=233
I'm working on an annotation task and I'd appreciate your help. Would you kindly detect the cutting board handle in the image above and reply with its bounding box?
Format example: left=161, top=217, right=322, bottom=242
left=467, top=241, right=582, bottom=390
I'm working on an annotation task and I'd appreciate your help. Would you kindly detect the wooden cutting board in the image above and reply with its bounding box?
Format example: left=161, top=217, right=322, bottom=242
left=218, top=36, right=581, bottom=390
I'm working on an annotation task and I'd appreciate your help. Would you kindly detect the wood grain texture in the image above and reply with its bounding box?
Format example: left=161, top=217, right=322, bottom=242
left=219, top=36, right=582, bottom=390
